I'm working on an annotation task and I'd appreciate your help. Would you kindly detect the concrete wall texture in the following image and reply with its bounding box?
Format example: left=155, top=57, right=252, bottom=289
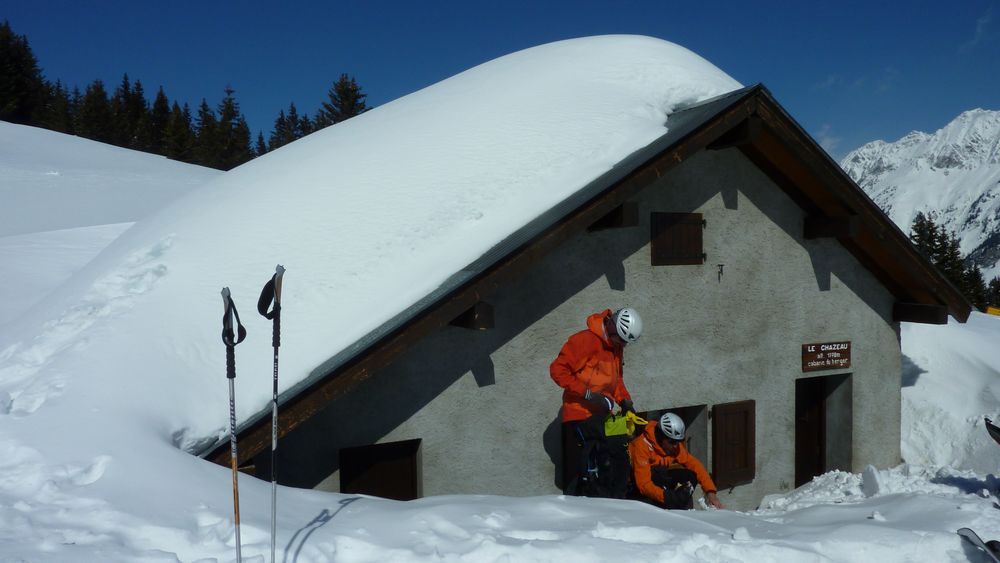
left=282, top=147, right=902, bottom=511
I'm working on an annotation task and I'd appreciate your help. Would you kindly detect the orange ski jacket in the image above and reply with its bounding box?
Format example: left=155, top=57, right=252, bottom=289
left=629, top=422, right=717, bottom=505
left=549, top=309, right=632, bottom=422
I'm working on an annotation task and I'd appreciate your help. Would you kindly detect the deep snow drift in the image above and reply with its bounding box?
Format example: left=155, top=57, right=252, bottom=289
left=0, top=122, right=219, bottom=326
left=1, top=36, right=1000, bottom=562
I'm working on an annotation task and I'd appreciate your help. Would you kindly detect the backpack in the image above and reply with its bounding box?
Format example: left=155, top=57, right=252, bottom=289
left=569, top=413, right=643, bottom=499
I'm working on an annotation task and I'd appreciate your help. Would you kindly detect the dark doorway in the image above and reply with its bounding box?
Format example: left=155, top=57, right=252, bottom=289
left=795, top=377, right=825, bottom=487
left=339, top=438, right=422, bottom=500
left=795, top=374, right=852, bottom=487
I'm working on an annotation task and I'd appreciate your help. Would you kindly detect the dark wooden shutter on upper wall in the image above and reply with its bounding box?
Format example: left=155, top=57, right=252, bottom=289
left=711, top=400, right=755, bottom=489
left=651, top=212, right=706, bottom=265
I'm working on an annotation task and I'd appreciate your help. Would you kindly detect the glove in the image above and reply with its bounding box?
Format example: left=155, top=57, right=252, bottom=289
left=583, top=389, right=614, bottom=412
left=619, top=399, right=635, bottom=414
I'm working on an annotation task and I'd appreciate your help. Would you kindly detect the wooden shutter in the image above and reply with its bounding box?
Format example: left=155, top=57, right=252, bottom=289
left=712, top=400, right=755, bottom=489
left=340, top=438, right=422, bottom=500
left=651, top=212, right=705, bottom=265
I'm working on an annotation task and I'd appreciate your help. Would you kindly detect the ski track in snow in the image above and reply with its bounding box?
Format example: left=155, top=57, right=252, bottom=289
left=0, top=236, right=173, bottom=416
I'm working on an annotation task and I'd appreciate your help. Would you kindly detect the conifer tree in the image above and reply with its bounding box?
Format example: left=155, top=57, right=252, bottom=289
left=110, top=74, right=132, bottom=146
left=149, top=87, right=171, bottom=154
left=962, top=265, right=987, bottom=311
left=110, top=75, right=153, bottom=150
left=36, top=80, right=74, bottom=134
left=254, top=131, right=268, bottom=156
left=271, top=110, right=291, bottom=149
left=296, top=110, right=313, bottom=139
left=128, top=79, right=152, bottom=151
left=284, top=102, right=312, bottom=140
left=163, top=102, right=195, bottom=162
left=193, top=99, right=220, bottom=167
left=75, top=80, right=114, bottom=143
left=988, top=277, right=1000, bottom=308
left=909, top=212, right=935, bottom=258
left=214, top=86, right=253, bottom=170
left=268, top=102, right=313, bottom=151
left=937, top=230, right=965, bottom=286
left=0, top=20, right=45, bottom=124
left=314, top=73, right=368, bottom=129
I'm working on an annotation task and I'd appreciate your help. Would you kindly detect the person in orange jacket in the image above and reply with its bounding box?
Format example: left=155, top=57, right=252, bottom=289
left=550, top=307, right=642, bottom=494
left=630, top=412, right=724, bottom=509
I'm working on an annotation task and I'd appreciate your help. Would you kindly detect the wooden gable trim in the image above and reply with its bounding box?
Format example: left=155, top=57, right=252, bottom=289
left=207, top=91, right=761, bottom=466
left=738, top=93, right=971, bottom=323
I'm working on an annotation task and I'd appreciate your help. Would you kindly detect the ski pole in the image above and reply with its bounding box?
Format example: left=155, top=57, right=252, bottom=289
left=221, top=287, right=247, bottom=563
left=257, top=264, right=285, bottom=563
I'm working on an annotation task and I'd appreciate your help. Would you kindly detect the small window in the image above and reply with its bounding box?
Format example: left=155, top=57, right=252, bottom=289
left=651, top=212, right=705, bottom=265
left=712, top=400, right=755, bottom=489
left=340, top=438, right=422, bottom=500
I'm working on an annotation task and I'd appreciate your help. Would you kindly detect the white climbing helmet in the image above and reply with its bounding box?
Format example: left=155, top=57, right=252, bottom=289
left=659, top=412, right=685, bottom=441
left=612, top=307, right=643, bottom=343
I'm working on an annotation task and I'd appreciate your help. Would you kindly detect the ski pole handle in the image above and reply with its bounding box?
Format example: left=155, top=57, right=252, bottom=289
left=274, top=264, right=285, bottom=305
left=257, top=265, right=285, bottom=348
left=221, top=287, right=247, bottom=379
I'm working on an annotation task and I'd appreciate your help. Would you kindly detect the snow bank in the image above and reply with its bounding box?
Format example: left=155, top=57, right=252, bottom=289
left=901, top=312, right=1000, bottom=472
left=0, top=121, right=219, bottom=237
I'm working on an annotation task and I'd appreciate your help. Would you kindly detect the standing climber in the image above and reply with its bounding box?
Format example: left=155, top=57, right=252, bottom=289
left=550, top=308, right=642, bottom=495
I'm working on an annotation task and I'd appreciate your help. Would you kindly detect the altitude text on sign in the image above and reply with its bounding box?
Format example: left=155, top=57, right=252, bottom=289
left=801, top=341, right=851, bottom=372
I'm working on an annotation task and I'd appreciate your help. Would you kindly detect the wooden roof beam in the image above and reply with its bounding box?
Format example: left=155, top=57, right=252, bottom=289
left=804, top=215, right=861, bottom=240
left=449, top=301, right=495, bottom=330
left=587, top=202, right=639, bottom=232
left=893, top=302, right=949, bottom=324
left=707, top=115, right=762, bottom=150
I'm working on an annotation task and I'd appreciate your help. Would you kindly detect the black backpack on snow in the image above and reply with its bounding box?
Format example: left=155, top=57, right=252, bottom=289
left=567, top=415, right=633, bottom=499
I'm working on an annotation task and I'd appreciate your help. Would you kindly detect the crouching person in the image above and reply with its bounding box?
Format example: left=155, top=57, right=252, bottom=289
left=629, top=412, right=724, bottom=509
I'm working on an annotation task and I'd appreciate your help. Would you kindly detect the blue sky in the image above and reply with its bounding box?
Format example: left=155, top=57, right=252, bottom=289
left=3, top=0, right=998, bottom=160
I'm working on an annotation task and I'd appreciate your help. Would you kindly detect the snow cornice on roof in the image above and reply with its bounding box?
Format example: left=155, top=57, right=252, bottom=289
left=202, top=84, right=971, bottom=466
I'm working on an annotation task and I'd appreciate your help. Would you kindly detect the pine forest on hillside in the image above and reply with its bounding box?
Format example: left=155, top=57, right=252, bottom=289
left=909, top=212, right=1000, bottom=311
left=0, top=20, right=368, bottom=170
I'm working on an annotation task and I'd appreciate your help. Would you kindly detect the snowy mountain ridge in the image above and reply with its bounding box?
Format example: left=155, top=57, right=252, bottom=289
left=840, top=108, right=1000, bottom=279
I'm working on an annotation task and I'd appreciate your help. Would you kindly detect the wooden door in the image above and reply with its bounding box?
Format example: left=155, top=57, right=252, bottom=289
left=795, top=377, right=826, bottom=487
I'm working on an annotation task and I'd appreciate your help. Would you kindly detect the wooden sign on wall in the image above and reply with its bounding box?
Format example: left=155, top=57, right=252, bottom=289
left=802, top=341, right=851, bottom=372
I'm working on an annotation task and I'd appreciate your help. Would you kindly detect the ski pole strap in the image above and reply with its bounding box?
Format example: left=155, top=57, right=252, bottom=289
left=257, top=265, right=285, bottom=320
left=221, top=287, right=247, bottom=349
left=257, top=265, right=284, bottom=348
